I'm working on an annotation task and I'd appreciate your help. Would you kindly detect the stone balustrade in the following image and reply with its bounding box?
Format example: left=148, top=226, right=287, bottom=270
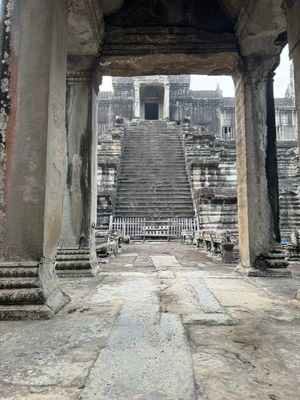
left=195, top=230, right=237, bottom=264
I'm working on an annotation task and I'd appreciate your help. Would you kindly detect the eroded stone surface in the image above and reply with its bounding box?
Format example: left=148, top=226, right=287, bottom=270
left=0, top=242, right=300, bottom=399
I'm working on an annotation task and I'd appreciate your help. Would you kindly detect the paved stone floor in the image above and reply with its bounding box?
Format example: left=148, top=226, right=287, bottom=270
left=1, top=242, right=300, bottom=399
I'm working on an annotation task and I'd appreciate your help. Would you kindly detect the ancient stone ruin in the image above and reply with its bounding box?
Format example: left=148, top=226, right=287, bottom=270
left=0, top=0, right=300, bottom=318
left=97, top=75, right=299, bottom=250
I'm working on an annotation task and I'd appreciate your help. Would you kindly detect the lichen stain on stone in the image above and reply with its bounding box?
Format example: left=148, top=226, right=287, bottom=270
left=0, top=0, right=12, bottom=225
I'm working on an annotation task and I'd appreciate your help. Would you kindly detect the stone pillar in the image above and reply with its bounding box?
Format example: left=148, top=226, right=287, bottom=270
left=134, top=81, right=141, bottom=118
left=163, top=82, right=170, bottom=120
left=233, top=55, right=290, bottom=277
left=285, top=0, right=300, bottom=159
left=56, top=71, right=99, bottom=277
left=0, top=0, right=69, bottom=319
left=284, top=0, right=300, bottom=300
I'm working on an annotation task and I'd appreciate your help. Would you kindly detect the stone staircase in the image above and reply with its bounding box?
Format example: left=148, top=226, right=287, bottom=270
left=0, top=262, right=68, bottom=320
left=115, top=120, right=194, bottom=221
left=55, top=248, right=98, bottom=278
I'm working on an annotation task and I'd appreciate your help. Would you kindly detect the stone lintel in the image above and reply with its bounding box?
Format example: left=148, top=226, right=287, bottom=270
left=98, top=52, right=238, bottom=76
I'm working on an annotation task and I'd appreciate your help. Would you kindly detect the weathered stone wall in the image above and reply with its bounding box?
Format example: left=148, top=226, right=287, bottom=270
left=97, top=117, right=126, bottom=229
left=171, top=95, right=222, bottom=133
left=181, top=119, right=238, bottom=232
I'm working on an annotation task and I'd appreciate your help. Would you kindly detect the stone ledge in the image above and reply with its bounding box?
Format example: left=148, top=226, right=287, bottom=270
left=235, top=264, right=292, bottom=278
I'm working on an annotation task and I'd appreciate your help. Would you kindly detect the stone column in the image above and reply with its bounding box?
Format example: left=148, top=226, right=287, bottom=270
left=285, top=0, right=300, bottom=159
left=56, top=71, right=99, bottom=277
left=134, top=80, right=141, bottom=118
left=163, top=82, right=170, bottom=120
left=233, top=55, right=290, bottom=277
left=0, top=0, right=69, bottom=319
left=284, top=0, right=300, bottom=300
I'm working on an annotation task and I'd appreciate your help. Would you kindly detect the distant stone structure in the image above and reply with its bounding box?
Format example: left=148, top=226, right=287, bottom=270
left=98, top=75, right=299, bottom=241
left=98, top=75, right=297, bottom=143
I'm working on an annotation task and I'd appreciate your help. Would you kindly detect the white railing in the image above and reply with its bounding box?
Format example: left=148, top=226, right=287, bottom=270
left=111, top=217, right=197, bottom=238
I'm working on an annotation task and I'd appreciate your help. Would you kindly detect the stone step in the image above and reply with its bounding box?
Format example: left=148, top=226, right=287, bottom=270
left=0, top=262, right=39, bottom=268
left=118, top=181, right=190, bottom=186
left=120, top=165, right=187, bottom=170
left=116, top=198, right=192, bottom=206
left=0, top=288, right=44, bottom=305
left=117, top=187, right=192, bottom=192
left=118, top=175, right=189, bottom=180
left=0, top=278, right=40, bottom=289
left=116, top=198, right=193, bottom=203
left=115, top=213, right=195, bottom=218
left=55, top=261, right=93, bottom=270
left=56, top=254, right=91, bottom=261
left=57, top=248, right=90, bottom=255
left=0, top=305, right=52, bottom=320
left=56, top=269, right=95, bottom=278
left=125, top=140, right=181, bottom=144
left=116, top=204, right=194, bottom=209
left=0, top=267, right=39, bottom=278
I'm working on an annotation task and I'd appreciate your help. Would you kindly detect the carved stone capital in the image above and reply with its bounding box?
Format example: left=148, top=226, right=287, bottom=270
left=67, top=71, right=93, bottom=85
left=233, top=55, right=280, bottom=85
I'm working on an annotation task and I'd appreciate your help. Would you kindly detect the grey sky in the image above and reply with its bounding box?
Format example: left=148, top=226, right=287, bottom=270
left=100, top=46, right=292, bottom=98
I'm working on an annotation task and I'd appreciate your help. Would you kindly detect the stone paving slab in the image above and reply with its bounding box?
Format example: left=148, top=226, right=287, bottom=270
left=156, top=269, right=175, bottom=279
left=80, top=278, right=197, bottom=400
left=189, top=278, right=224, bottom=313
left=151, top=255, right=181, bottom=269
left=0, top=241, right=300, bottom=399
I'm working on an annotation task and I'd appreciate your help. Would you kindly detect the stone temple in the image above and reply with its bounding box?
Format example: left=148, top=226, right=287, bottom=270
left=0, top=0, right=300, bottom=316
left=1, top=1, right=300, bottom=398
left=97, top=74, right=299, bottom=242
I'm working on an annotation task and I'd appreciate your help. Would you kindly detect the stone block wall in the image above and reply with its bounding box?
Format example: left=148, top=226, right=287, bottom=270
left=181, top=118, right=300, bottom=240
left=181, top=119, right=238, bottom=232
left=97, top=117, right=125, bottom=229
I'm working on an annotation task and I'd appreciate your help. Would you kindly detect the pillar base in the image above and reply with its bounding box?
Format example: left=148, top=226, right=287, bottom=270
left=0, top=261, right=70, bottom=320
left=236, top=248, right=291, bottom=277
left=55, top=248, right=99, bottom=278
left=235, top=264, right=292, bottom=277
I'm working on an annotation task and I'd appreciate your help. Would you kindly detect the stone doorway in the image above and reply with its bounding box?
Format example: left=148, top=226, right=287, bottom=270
left=145, top=102, right=159, bottom=120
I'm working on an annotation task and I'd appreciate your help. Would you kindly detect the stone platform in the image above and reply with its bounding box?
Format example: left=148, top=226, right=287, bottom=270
left=0, top=242, right=300, bottom=399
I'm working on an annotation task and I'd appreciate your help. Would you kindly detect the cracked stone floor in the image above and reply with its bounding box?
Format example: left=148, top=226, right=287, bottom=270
left=1, top=241, right=300, bottom=400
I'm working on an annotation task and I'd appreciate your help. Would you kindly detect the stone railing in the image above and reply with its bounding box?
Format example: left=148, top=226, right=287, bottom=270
left=195, top=230, right=238, bottom=264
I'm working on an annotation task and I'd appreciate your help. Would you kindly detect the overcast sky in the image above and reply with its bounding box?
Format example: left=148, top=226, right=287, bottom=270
left=100, top=45, right=292, bottom=98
